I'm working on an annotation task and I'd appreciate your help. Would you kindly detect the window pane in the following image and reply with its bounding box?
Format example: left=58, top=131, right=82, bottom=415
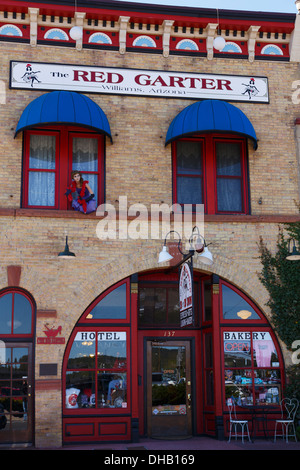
left=65, top=371, right=95, bottom=409
left=217, top=178, right=242, bottom=212
left=12, top=348, right=28, bottom=363
left=216, top=142, right=241, bottom=176
left=98, top=371, right=127, bottom=408
left=88, top=284, right=127, bottom=320
left=13, top=294, right=32, bottom=334
left=29, top=134, right=56, bottom=170
left=67, top=332, right=96, bottom=369
left=139, top=288, right=166, bottom=325
left=177, top=141, right=202, bottom=175
left=223, top=332, right=252, bottom=367
left=177, top=176, right=202, bottom=204
left=97, top=332, right=126, bottom=370
left=0, top=294, right=12, bottom=334
left=254, top=370, right=281, bottom=405
left=72, top=137, right=98, bottom=172
left=253, top=332, right=278, bottom=367
left=225, top=368, right=253, bottom=405
left=28, top=172, right=55, bottom=206
left=222, top=285, right=260, bottom=320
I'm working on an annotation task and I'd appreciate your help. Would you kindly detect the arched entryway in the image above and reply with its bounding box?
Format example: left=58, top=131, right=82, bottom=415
left=62, top=269, right=284, bottom=444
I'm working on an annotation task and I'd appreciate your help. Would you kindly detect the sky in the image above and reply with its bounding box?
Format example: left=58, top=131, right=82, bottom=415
left=116, top=0, right=298, bottom=14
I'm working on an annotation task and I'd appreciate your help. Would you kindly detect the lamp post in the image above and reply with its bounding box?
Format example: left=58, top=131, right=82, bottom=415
left=158, top=226, right=213, bottom=267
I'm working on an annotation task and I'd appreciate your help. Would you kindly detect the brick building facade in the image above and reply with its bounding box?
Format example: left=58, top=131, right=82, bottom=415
left=0, top=0, right=299, bottom=448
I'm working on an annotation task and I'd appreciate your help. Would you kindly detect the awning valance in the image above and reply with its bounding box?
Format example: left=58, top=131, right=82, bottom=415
left=165, top=99, right=258, bottom=149
left=15, top=90, right=112, bottom=141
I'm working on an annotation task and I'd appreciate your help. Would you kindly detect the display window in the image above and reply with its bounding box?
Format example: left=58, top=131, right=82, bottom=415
left=172, top=135, right=249, bottom=214
left=223, top=330, right=283, bottom=406
left=22, top=127, right=105, bottom=210
left=63, top=279, right=131, bottom=416
left=64, top=328, right=130, bottom=413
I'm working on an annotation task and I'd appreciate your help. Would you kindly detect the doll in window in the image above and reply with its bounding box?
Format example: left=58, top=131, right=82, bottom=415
left=65, top=170, right=96, bottom=214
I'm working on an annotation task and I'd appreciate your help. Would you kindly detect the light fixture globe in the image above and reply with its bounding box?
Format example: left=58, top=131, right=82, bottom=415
left=198, top=246, right=213, bottom=265
left=213, top=35, right=226, bottom=51
left=69, top=26, right=83, bottom=40
left=158, top=245, right=173, bottom=263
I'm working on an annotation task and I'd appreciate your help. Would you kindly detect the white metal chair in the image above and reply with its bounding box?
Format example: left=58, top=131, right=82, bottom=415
left=227, top=400, right=251, bottom=443
left=274, top=398, right=299, bottom=443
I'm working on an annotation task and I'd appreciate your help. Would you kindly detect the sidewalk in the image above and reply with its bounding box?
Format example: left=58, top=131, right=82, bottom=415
left=7, top=436, right=300, bottom=451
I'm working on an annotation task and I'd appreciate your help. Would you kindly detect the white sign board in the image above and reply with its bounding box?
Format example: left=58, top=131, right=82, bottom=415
left=10, top=61, right=269, bottom=102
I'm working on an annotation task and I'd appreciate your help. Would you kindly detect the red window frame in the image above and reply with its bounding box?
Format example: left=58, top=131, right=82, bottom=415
left=221, top=326, right=285, bottom=409
left=80, top=279, right=131, bottom=324
left=63, top=325, right=131, bottom=416
left=172, top=134, right=249, bottom=214
left=22, top=126, right=105, bottom=210
left=220, top=280, right=267, bottom=324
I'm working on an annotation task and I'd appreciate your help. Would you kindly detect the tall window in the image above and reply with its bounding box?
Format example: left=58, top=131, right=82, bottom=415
left=63, top=280, right=130, bottom=414
left=172, top=135, right=249, bottom=214
left=22, top=127, right=104, bottom=209
left=220, top=281, right=284, bottom=408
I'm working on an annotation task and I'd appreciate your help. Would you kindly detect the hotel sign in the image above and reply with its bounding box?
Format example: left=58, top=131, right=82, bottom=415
left=10, top=61, right=269, bottom=102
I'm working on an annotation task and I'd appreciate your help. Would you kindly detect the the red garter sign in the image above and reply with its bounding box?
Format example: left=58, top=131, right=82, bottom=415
left=10, top=61, right=269, bottom=102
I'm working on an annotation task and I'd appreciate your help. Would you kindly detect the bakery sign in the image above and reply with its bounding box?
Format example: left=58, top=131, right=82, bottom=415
left=10, top=61, right=269, bottom=102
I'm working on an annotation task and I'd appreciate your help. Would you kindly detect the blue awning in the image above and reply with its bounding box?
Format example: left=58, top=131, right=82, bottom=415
left=15, top=90, right=112, bottom=141
left=165, top=99, right=258, bottom=149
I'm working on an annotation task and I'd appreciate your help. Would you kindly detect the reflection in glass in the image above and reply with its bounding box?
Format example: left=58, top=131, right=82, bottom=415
left=151, top=345, right=186, bottom=415
left=224, top=332, right=252, bottom=367
left=222, top=285, right=259, bottom=320
left=97, top=333, right=126, bottom=370
left=138, top=286, right=180, bottom=325
left=67, top=339, right=95, bottom=369
left=0, top=294, right=12, bottom=334
left=13, top=294, right=32, bottom=334
left=88, top=284, right=127, bottom=320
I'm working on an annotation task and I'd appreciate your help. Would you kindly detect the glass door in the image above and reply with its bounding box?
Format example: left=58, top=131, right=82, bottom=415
left=147, top=340, right=192, bottom=438
left=0, top=342, right=33, bottom=444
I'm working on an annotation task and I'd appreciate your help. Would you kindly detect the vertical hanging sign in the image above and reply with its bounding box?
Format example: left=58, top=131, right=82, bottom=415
left=179, top=261, right=194, bottom=328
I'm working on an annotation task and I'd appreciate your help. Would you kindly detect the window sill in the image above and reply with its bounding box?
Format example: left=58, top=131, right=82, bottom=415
left=0, top=207, right=299, bottom=223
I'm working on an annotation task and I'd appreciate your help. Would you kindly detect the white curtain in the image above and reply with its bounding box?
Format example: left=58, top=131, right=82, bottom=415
left=216, top=142, right=242, bottom=212
left=28, top=134, right=56, bottom=206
